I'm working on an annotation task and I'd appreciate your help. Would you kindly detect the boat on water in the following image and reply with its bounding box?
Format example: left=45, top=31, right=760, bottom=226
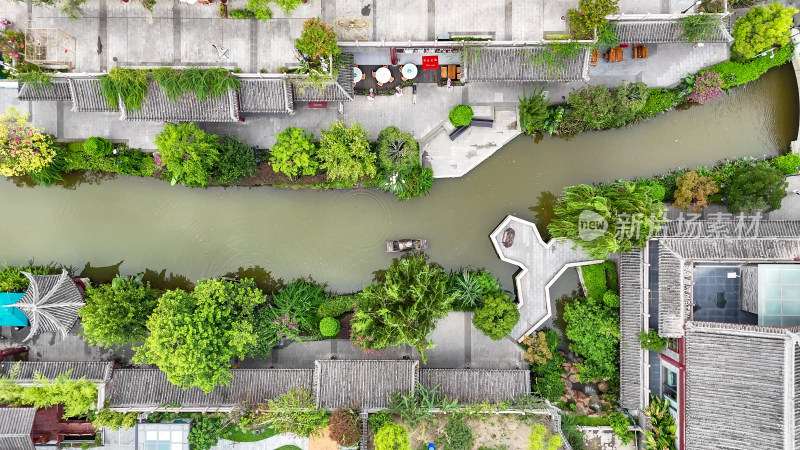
left=386, top=239, right=428, bottom=252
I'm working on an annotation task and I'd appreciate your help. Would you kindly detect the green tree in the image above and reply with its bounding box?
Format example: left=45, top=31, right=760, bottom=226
left=295, top=18, right=341, bottom=62
left=732, top=2, right=798, bottom=59
left=215, top=136, right=257, bottom=184
left=548, top=182, right=665, bottom=259
left=154, top=122, right=220, bottom=187
left=379, top=163, right=434, bottom=201
left=0, top=366, right=98, bottom=418
left=91, top=409, right=139, bottom=430
left=317, top=121, right=377, bottom=183
left=563, top=295, right=619, bottom=383
left=374, top=422, right=411, bottom=450
left=187, top=415, right=222, bottom=450
left=133, top=279, right=267, bottom=393
left=351, top=254, right=453, bottom=363
left=724, top=164, right=788, bottom=213
left=519, top=88, right=549, bottom=135
left=608, top=412, right=633, bottom=445
left=375, top=126, right=419, bottom=173
left=79, top=275, right=160, bottom=349
left=269, top=127, right=319, bottom=178
left=272, top=0, right=302, bottom=13
left=245, top=0, right=273, bottom=21
left=471, top=294, right=520, bottom=340
left=567, top=0, right=620, bottom=39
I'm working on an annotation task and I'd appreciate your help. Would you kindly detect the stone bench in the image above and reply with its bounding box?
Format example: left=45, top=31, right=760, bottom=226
left=449, top=125, right=470, bottom=140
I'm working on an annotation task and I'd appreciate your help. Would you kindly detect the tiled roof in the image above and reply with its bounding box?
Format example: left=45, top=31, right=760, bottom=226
left=657, top=244, right=687, bottom=338
left=0, top=361, right=113, bottom=383
left=290, top=54, right=356, bottom=102
left=108, top=369, right=314, bottom=412
left=68, top=78, right=117, bottom=112
left=313, top=360, right=418, bottom=411
left=619, top=249, right=645, bottom=412
left=418, top=369, right=530, bottom=404
left=14, top=271, right=85, bottom=342
left=0, top=408, right=34, bottom=450
left=613, top=19, right=731, bottom=44
left=656, top=220, right=800, bottom=238
left=239, top=79, right=294, bottom=114
left=17, top=80, right=71, bottom=101
left=120, top=82, right=240, bottom=122
left=463, top=47, right=587, bottom=82
left=685, top=322, right=798, bottom=449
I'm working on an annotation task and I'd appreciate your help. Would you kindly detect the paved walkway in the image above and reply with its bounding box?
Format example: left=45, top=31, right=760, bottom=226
left=212, top=435, right=308, bottom=450
left=489, top=215, right=601, bottom=341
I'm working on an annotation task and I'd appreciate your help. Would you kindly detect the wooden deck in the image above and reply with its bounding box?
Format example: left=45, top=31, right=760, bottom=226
left=489, top=215, right=601, bottom=341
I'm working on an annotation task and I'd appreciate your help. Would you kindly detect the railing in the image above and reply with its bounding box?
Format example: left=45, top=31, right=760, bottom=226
left=338, top=39, right=595, bottom=48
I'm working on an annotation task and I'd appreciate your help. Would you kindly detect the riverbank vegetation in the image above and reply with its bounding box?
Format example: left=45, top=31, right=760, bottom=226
left=1, top=115, right=434, bottom=201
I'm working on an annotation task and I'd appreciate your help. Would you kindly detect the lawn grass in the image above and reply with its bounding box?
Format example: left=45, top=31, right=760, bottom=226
left=568, top=414, right=610, bottom=426
left=220, top=424, right=276, bottom=442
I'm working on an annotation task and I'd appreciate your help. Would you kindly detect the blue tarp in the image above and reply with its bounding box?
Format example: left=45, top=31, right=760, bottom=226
left=0, top=292, right=28, bottom=326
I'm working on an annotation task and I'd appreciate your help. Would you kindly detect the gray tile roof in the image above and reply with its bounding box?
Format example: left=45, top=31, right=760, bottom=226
left=619, top=249, right=645, bottom=412
left=685, top=322, right=798, bottom=449
left=290, top=54, right=355, bottom=103
left=0, top=408, right=34, bottom=450
left=239, top=79, right=294, bottom=114
left=14, top=270, right=85, bottom=342
left=0, top=361, right=113, bottom=383
left=656, top=220, right=800, bottom=238
left=418, top=369, right=530, bottom=404
left=313, top=360, right=418, bottom=411
left=68, top=77, right=118, bottom=112
left=657, top=244, right=688, bottom=338
left=120, top=82, right=240, bottom=122
left=613, top=19, right=731, bottom=44
left=659, top=238, right=800, bottom=261
left=108, top=369, right=313, bottom=412
left=463, top=47, right=588, bottom=82
left=17, top=80, right=71, bottom=101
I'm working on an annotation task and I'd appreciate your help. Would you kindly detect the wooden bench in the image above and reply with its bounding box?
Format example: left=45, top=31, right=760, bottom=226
left=634, top=44, right=648, bottom=59
left=449, top=125, right=470, bottom=140
left=590, top=49, right=599, bottom=66
left=447, top=65, right=456, bottom=80
left=471, top=118, right=494, bottom=128
left=441, top=66, right=448, bottom=79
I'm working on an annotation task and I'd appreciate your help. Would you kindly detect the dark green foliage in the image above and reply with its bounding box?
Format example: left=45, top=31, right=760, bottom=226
left=155, top=122, right=220, bottom=188
left=178, top=67, right=241, bottom=101
left=376, top=126, right=419, bottom=173
left=707, top=44, right=792, bottom=89
left=438, top=419, right=473, bottom=450
left=471, top=294, right=520, bottom=340
left=352, top=254, right=453, bottom=363
left=524, top=330, right=566, bottom=402
left=28, top=150, right=66, bottom=187
left=388, top=383, right=458, bottom=425
left=254, top=388, right=329, bottom=436
left=319, top=317, right=340, bottom=337
left=62, top=142, right=156, bottom=178
left=639, top=329, right=668, bottom=352
left=724, top=163, right=787, bottom=213
left=187, top=415, right=222, bottom=450
left=91, top=409, right=139, bottom=431
left=678, top=14, right=723, bottom=42
left=0, top=366, right=99, bottom=418
left=560, top=83, right=650, bottom=134
left=215, top=136, right=257, bottom=185
left=559, top=413, right=586, bottom=450
left=564, top=295, right=619, bottom=384
left=772, top=153, right=800, bottom=175
left=449, top=270, right=483, bottom=310
left=368, top=412, right=392, bottom=433
left=317, top=294, right=357, bottom=317
left=380, top=163, right=434, bottom=201
left=519, top=88, right=549, bottom=135
left=449, top=105, right=474, bottom=127
left=602, top=291, right=620, bottom=308
left=608, top=412, right=633, bottom=445
left=83, top=137, right=113, bottom=158
left=581, top=263, right=609, bottom=301
left=567, top=0, right=619, bottom=39
left=644, top=394, right=677, bottom=450
left=80, top=275, right=160, bottom=349
left=272, top=279, right=329, bottom=333
left=595, top=22, right=620, bottom=48
left=637, top=89, right=681, bottom=120
left=0, top=263, right=62, bottom=292
left=229, top=8, right=256, bottom=18
left=542, top=105, right=565, bottom=135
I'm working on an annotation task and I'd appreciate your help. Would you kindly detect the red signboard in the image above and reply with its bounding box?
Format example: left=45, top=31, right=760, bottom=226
left=308, top=101, right=328, bottom=109
left=421, top=56, right=439, bottom=70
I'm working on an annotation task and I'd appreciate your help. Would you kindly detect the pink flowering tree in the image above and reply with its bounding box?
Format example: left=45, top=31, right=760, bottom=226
left=350, top=253, right=453, bottom=363
left=688, top=71, right=723, bottom=105
left=0, top=107, right=56, bottom=176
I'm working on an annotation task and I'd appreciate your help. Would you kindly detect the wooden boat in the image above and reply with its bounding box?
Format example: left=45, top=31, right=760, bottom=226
left=386, top=239, right=428, bottom=252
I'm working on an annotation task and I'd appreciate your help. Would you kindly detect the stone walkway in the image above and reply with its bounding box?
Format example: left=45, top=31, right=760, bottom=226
left=489, top=215, right=601, bottom=341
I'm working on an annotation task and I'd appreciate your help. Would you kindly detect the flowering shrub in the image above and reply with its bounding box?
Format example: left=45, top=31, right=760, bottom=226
left=688, top=71, right=723, bottom=105
left=0, top=107, right=56, bottom=176
left=0, top=30, right=37, bottom=76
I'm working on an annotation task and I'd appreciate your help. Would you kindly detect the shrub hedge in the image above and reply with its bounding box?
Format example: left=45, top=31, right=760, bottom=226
left=705, top=45, right=793, bottom=89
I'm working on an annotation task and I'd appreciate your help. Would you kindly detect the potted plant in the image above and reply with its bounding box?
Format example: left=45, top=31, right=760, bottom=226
left=219, top=3, right=227, bottom=17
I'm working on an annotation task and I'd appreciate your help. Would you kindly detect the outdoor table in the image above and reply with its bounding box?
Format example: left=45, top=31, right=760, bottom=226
left=376, top=67, right=391, bottom=84
left=401, top=64, right=418, bottom=80
left=353, top=67, right=363, bottom=83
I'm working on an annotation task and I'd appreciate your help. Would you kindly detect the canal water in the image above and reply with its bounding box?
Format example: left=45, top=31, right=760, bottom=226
left=0, top=66, right=796, bottom=293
